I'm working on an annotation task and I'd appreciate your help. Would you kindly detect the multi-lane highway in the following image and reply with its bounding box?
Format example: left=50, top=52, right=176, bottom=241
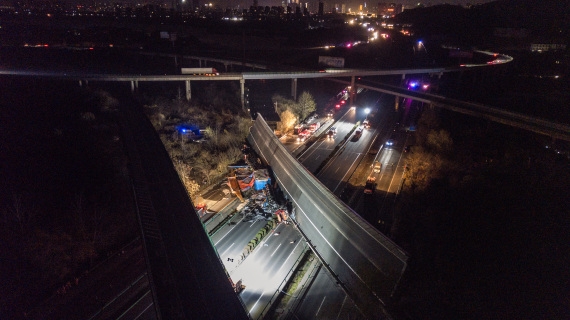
left=272, top=88, right=415, bottom=319
left=210, top=207, right=305, bottom=319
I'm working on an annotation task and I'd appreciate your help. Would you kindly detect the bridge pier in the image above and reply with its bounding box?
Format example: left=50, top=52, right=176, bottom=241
left=129, top=80, right=138, bottom=93
left=291, top=78, right=297, bottom=101
left=185, top=80, right=191, bottom=101
left=394, top=95, right=400, bottom=111
left=349, top=76, right=355, bottom=106
left=240, top=79, right=246, bottom=111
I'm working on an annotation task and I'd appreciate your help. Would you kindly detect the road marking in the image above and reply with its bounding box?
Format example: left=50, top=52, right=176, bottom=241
left=249, top=239, right=303, bottom=315
left=214, top=216, right=246, bottom=245
left=220, top=242, right=235, bottom=257
left=316, top=296, right=327, bottom=317
left=335, top=295, right=348, bottom=320
left=271, top=244, right=282, bottom=257
left=332, top=155, right=360, bottom=193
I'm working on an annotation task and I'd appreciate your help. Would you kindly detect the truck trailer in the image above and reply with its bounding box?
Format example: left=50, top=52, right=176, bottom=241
left=181, top=67, right=219, bottom=76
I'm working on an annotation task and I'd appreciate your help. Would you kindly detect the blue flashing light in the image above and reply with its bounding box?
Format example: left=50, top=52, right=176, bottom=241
left=177, top=124, right=199, bottom=135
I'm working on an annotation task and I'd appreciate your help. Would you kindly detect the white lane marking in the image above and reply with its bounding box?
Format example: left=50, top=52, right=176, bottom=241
left=220, top=242, right=235, bottom=257
left=249, top=240, right=303, bottom=315
left=332, top=155, right=361, bottom=193
left=316, top=296, right=327, bottom=317
left=335, top=294, right=348, bottom=320
left=271, top=244, right=282, bottom=257
left=214, top=216, right=246, bottom=245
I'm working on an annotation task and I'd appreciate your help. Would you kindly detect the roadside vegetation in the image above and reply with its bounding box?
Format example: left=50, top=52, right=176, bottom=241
left=143, top=90, right=252, bottom=198
left=272, top=91, right=316, bottom=134
left=393, top=107, right=570, bottom=319
left=0, top=84, right=138, bottom=318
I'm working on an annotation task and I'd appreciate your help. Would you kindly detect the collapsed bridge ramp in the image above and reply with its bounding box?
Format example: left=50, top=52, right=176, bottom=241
left=248, top=115, right=409, bottom=319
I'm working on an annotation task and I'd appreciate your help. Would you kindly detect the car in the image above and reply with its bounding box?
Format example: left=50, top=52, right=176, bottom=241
left=373, top=161, right=382, bottom=173
left=404, top=145, right=411, bottom=152
left=327, top=130, right=335, bottom=139
left=363, top=119, right=370, bottom=128
left=330, top=126, right=337, bottom=133
left=386, top=139, right=395, bottom=146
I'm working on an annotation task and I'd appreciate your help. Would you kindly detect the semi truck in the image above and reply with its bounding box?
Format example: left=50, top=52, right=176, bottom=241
left=181, top=67, right=219, bottom=76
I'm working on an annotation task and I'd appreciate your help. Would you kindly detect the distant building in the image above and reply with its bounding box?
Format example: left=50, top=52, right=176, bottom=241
left=530, top=43, right=567, bottom=52
left=377, top=2, right=401, bottom=18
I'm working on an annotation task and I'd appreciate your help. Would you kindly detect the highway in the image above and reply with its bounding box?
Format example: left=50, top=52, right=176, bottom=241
left=292, top=266, right=363, bottom=319
left=277, top=90, right=409, bottom=319
left=249, top=113, right=409, bottom=319
left=211, top=215, right=305, bottom=319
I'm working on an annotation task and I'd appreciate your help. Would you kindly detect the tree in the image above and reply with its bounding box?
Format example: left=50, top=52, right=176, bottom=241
left=277, top=109, right=297, bottom=133
left=294, top=91, right=316, bottom=122
left=204, top=121, right=222, bottom=146
left=194, top=151, right=218, bottom=185
left=272, top=94, right=296, bottom=115
left=417, top=107, right=441, bottom=146
left=426, top=129, right=453, bottom=154
left=404, top=149, right=445, bottom=193
left=6, top=194, right=35, bottom=234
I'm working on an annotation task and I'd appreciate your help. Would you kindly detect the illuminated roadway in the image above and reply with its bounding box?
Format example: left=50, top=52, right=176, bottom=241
left=211, top=216, right=304, bottom=319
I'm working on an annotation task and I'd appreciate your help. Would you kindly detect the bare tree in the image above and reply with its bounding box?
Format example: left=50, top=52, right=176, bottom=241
left=194, top=151, right=216, bottom=185
left=404, top=148, right=447, bottom=193
left=277, top=110, right=297, bottom=134
left=294, top=91, right=317, bottom=122
left=427, top=129, right=453, bottom=154
left=7, top=194, right=35, bottom=234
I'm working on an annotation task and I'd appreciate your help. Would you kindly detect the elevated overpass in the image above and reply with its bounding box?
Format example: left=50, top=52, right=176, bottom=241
left=355, top=81, right=570, bottom=142
left=248, top=114, right=409, bottom=318
left=117, top=95, right=249, bottom=319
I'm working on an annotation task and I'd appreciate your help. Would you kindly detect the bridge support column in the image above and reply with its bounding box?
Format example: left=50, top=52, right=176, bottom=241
left=224, top=63, right=229, bottom=72
left=131, top=81, right=135, bottom=93
left=394, top=95, right=400, bottom=111
left=185, top=80, right=191, bottom=101
left=240, top=78, right=246, bottom=111
left=134, top=80, right=138, bottom=90
left=349, top=76, right=355, bottom=106
left=291, top=78, right=298, bottom=101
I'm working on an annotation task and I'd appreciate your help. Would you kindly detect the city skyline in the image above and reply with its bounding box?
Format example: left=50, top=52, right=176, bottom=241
left=0, top=0, right=498, bottom=11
